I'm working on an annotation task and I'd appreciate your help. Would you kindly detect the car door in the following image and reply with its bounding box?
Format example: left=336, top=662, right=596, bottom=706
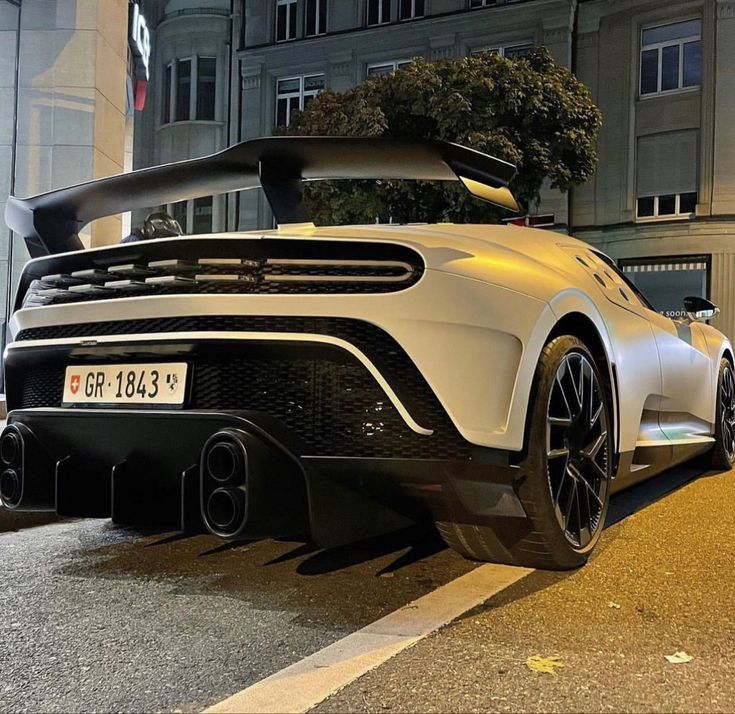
left=643, top=309, right=715, bottom=440
left=591, top=252, right=714, bottom=441
left=564, top=247, right=665, bottom=474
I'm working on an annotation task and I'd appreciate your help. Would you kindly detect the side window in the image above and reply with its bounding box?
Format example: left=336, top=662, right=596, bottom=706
left=591, top=251, right=655, bottom=311
left=565, top=246, right=653, bottom=312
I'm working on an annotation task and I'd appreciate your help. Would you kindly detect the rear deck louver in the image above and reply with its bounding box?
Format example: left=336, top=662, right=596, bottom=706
left=18, top=238, right=424, bottom=308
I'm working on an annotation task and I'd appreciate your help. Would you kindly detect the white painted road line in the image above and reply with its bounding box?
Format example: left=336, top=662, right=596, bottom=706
left=205, top=562, right=533, bottom=714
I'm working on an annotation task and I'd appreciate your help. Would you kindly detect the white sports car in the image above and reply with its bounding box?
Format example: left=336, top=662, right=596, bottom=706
left=1, top=138, right=733, bottom=569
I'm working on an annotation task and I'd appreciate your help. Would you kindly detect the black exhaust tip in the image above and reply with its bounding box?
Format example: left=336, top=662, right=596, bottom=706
left=0, top=431, right=20, bottom=467
left=206, top=488, right=245, bottom=534
left=0, top=469, right=21, bottom=507
left=206, top=442, right=242, bottom=484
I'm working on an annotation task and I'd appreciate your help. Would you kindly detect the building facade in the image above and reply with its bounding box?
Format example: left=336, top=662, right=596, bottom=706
left=574, top=0, right=735, bottom=339
left=0, top=0, right=144, bottom=389
left=234, top=0, right=575, bottom=229
left=132, top=0, right=234, bottom=233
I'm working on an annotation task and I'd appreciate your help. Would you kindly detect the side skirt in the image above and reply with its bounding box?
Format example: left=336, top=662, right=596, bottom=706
left=613, top=439, right=713, bottom=493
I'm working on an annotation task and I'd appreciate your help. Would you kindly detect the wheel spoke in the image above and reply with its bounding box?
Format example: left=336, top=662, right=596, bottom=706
left=548, top=447, right=570, bottom=460
left=582, top=431, right=608, bottom=460
left=548, top=415, right=573, bottom=426
left=563, top=479, right=576, bottom=532
left=577, top=360, right=585, bottom=416
left=577, top=484, right=593, bottom=547
left=570, top=463, right=604, bottom=508
left=572, top=483, right=583, bottom=543
left=589, top=401, right=602, bottom=429
left=588, top=457, right=608, bottom=481
left=555, top=373, right=573, bottom=420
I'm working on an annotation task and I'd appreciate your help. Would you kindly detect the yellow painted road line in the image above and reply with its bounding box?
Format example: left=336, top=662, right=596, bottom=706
left=204, top=562, right=533, bottom=714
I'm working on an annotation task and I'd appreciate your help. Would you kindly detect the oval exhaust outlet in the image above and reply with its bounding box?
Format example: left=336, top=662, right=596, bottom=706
left=0, top=431, right=21, bottom=467
left=206, top=442, right=243, bottom=484
left=0, top=469, right=21, bottom=507
left=206, top=488, right=245, bottom=533
left=199, top=426, right=308, bottom=541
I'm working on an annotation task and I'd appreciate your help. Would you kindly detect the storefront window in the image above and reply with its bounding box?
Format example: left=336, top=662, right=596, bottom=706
left=620, top=255, right=710, bottom=319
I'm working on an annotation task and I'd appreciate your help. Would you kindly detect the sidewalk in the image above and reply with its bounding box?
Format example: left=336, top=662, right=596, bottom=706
left=314, top=467, right=735, bottom=713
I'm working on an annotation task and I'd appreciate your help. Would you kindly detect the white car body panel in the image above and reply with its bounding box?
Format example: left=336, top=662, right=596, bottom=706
left=7, top=222, right=732, bottom=468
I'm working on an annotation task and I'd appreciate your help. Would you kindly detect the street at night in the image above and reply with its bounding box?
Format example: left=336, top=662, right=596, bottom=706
left=1, top=462, right=733, bottom=713
left=4, top=1, right=735, bottom=712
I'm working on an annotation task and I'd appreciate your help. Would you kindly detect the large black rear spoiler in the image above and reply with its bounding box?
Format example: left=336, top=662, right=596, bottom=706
left=4, top=136, right=518, bottom=257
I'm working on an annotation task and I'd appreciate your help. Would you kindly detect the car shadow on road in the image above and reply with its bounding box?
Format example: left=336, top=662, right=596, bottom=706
left=293, top=525, right=447, bottom=576
left=605, top=462, right=715, bottom=527
left=49, top=460, right=725, bottom=632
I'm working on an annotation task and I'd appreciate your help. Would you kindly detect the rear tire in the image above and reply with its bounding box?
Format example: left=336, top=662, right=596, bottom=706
left=437, top=335, right=613, bottom=570
left=707, top=358, right=735, bottom=471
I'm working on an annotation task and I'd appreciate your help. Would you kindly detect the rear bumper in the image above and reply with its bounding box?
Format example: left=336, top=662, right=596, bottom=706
left=0, top=408, right=532, bottom=549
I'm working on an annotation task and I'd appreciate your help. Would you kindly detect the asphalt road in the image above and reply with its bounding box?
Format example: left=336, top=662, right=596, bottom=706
left=0, top=461, right=732, bottom=713
left=0, top=519, right=473, bottom=713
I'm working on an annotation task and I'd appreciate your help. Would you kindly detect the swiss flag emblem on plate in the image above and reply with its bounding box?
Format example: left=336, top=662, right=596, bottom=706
left=69, top=374, right=80, bottom=395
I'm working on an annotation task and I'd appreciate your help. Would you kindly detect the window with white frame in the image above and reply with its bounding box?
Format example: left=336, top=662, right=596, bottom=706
left=471, top=42, right=534, bottom=59
left=470, top=0, right=496, bottom=8
left=276, top=0, right=298, bottom=42
left=636, top=130, right=698, bottom=219
left=169, top=197, right=214, bottom=235
left=305, top=0, right=327, bottom=36
left=162, top=57, right=217, bottom=124
left=366, top=59, right=411, bottom=77
left=366, top=0, right=390, bottom=26
left=640, top=19, right=701, bottom=96
left=275, top=74, right=325, bottom=127
left=399, top=0, right=424, bottom=20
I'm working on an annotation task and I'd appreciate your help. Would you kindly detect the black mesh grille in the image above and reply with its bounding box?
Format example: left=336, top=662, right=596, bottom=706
left=12, top=317, right=470, bottom=459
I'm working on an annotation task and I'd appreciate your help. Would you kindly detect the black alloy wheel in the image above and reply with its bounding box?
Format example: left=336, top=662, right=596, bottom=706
left=720, top=361, right=735, bottom=463
left=546, top=350, right=610, bottom=550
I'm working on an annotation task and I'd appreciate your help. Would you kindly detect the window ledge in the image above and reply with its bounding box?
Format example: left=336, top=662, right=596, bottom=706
left=157, top=120, right=224, bottom=130
left=635, top=214, right=695, bottom=224
left=637, top=86, right=701, bottom=101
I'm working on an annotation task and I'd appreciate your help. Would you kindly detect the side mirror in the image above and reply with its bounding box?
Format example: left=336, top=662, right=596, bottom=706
left=683, top=296, right=720, bottom=322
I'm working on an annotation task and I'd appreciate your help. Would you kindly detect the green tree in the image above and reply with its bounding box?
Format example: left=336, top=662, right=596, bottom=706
left=285, top=49, right=602, bottom=225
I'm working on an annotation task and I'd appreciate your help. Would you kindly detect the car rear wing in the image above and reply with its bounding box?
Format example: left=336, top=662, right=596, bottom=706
left=4, top=136, right=519, bottom=257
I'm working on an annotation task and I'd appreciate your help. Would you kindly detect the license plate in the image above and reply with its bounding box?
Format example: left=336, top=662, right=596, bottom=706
left=62, top=363, right=188, bottom=407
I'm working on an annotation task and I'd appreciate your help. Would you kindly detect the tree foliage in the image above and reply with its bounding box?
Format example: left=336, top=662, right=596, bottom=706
left=285, top=48, right=602, bottom=225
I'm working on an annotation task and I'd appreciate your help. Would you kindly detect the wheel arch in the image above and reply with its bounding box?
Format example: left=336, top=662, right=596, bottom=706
left=722, top=347, right=733, bottom=367
left=524, top=309, right=620, bottom=469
